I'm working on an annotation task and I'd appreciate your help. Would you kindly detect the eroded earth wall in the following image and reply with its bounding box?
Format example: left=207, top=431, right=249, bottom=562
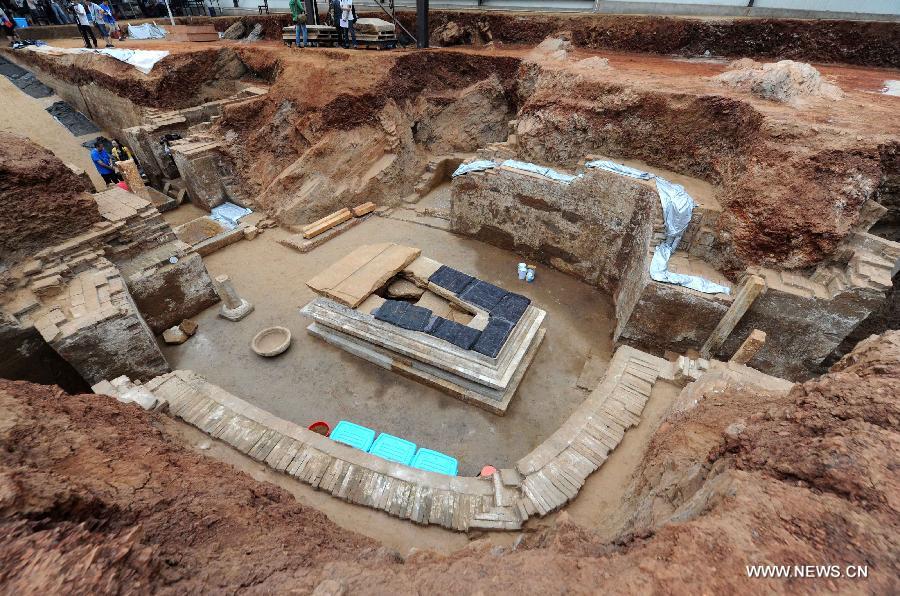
left=0, top=133, right=98, bottom=265
left=1, top=331, right=897, bottom=593
left=450, top=167, right=657, bottom=292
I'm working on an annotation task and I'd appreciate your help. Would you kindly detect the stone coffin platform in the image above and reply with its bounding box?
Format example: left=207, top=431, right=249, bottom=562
left=300, top=246, right=547, bottom=415
left=301, top=298, right=545, bottom=415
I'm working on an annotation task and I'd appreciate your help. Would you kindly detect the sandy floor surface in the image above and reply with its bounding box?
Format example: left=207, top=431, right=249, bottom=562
left=159, top=209, right=615, bottom=476
left=0, top=74, right=106, bottom=190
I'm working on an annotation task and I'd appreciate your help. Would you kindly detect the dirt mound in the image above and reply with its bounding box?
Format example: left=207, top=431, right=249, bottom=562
left=415, top=11, right=900, bottom=68
left=715, top=59, right=843, bottom=104
left=2, top=331, right=897, bottom=592
left=526, top=36, right=571, bottom=62
left=0, top=132, right=98, bottom=265
left=0, top=379, right=386, bottom=593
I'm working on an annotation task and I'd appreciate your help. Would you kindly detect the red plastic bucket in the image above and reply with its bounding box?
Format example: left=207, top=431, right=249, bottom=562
left=308, top=421, right=330, bottom=436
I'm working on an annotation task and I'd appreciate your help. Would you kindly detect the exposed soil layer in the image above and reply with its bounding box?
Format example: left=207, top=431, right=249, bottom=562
left=0, top=47, right=253, bottom=110
left=416, top=11, right=900, bottom=68
left=16, top=13, right=899, bottom=68
left=2, top=332, right=897, bottom=593
left=0, top=379, right=384, bottom=594
left=0, top=132, right=97, bottom=264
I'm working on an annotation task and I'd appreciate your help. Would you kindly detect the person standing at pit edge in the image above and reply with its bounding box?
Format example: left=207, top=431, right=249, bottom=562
left=88, top=0, right=113, bottom=48
left=91, top=139, right=122, bottom=186
left=289, top=0, right=307, bottom=48
left=339, top=0, right=356, bottom=49
left=73, top=0, right=97, bottom=48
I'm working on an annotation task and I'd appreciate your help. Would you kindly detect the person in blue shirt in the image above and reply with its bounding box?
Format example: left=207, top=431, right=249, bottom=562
left=90, top=139, right=122, bottom=185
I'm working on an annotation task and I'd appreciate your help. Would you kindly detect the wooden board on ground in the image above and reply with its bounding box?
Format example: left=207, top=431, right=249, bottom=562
left=278, top=214, right=369, bottom=253
left=352, top=201, right=376, bottom=217
left=306, top=243, right=421, bottom=308
left=167, top=25, right=219, bottom=42
left=302, top=208, right=352, bottom=239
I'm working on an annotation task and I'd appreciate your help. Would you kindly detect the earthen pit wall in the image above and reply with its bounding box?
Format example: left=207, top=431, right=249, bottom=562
left=450, top=167, right=657, bottom=293
left=514, top=93, right=763, bottom=188
left=0, top=51, right=146, bottom=135
left=125, top=252, right=219, bottom=334
left=720, top=285, right=883, bottom=380
left=617, top=281, right=731, bottom=354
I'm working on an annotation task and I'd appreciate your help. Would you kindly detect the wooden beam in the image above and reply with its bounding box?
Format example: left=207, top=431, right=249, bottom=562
left=729, top=329, right=767, bottom=365
left=351, top=202, right=376, bottom=217
left=302, top=208, right=352, bottom=239
left=700, top=274, right=766, bottom=359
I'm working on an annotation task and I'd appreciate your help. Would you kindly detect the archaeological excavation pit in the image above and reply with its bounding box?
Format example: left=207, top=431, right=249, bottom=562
left=1, top=9, right=898, bottom=546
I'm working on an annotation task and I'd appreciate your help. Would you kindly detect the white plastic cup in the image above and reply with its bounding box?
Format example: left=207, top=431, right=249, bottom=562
left=517, top=262, right=527, bottom=280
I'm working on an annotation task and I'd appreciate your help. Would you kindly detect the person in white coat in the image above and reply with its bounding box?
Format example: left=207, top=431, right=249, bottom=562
left=339, top=0, right=357, bottom=49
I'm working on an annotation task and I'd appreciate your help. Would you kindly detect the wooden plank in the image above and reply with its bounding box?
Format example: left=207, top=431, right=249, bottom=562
left=301, top=208, right=350, bottom=232
left=302, top=208, right=350, bottom=233
left=729, top=329, right=767, bottom=365
left=305, top=243, right=421, bottom=307
left=302, top=208, right=352, bottom=239
left=700, top=275, right=766, bottom=358
left=351, top=201, right=376, bottom=217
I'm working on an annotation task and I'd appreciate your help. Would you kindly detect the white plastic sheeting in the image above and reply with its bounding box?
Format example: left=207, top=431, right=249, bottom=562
left=127, top=23, right=167, bottom=40
left=655, top=177, right=696, bottom=242
left=584, top=159, right=653, bottom=180
left=452, top=160, right=497, bottom=176
left=94, top=48, right=170, bottom=74
left=211, top=202, right=252, bottom=229
left=452, top=159, right=578, bottom=183
left=500, top=159, right=579, bottom=183
left=24, top=45, right=169, bottom=74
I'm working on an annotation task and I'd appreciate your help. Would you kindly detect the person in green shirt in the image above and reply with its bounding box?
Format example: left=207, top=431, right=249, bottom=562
left=289, top=0, right=308, bottom=48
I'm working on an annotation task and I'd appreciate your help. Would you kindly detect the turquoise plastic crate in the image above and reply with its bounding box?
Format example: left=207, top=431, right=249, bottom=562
left=330, top=421, right=376, bottom=451
left=411, top=448, right=458, bottom=476
left=369, top=433, right=417, bottom=465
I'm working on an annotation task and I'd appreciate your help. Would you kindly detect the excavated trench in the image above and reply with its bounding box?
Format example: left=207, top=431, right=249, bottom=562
left=1, top=20, right=898, bottom=537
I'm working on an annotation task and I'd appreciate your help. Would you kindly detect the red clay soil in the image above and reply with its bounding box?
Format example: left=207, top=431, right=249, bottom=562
left=2, top=332, right=897, bottom=593
left=196, top=12, right=900, bottom=68
left=0, top=47, right=252, bottom=110
left=0, top=132, right=97, bottom=265
left=0, top=380, right=385, bottom=594
left=414, top=11, right=900, bottom=68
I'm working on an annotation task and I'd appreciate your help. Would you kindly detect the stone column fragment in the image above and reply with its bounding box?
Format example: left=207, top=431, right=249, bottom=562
left=214, top=274, right=254, bottom=321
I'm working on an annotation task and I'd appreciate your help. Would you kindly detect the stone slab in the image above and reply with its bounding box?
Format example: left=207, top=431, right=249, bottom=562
left=306, top=243, right=421, bottom=308
left=428, top=265, right=475, bottom=295
left=472, top=317, right=515, bottom=358
left=458, top=280, right=508, bottom=311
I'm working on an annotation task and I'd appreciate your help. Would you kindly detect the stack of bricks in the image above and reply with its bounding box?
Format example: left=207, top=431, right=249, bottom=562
left=94, top=187, right=177, bottom=262
left=28, top=256, right=128, bottom=343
